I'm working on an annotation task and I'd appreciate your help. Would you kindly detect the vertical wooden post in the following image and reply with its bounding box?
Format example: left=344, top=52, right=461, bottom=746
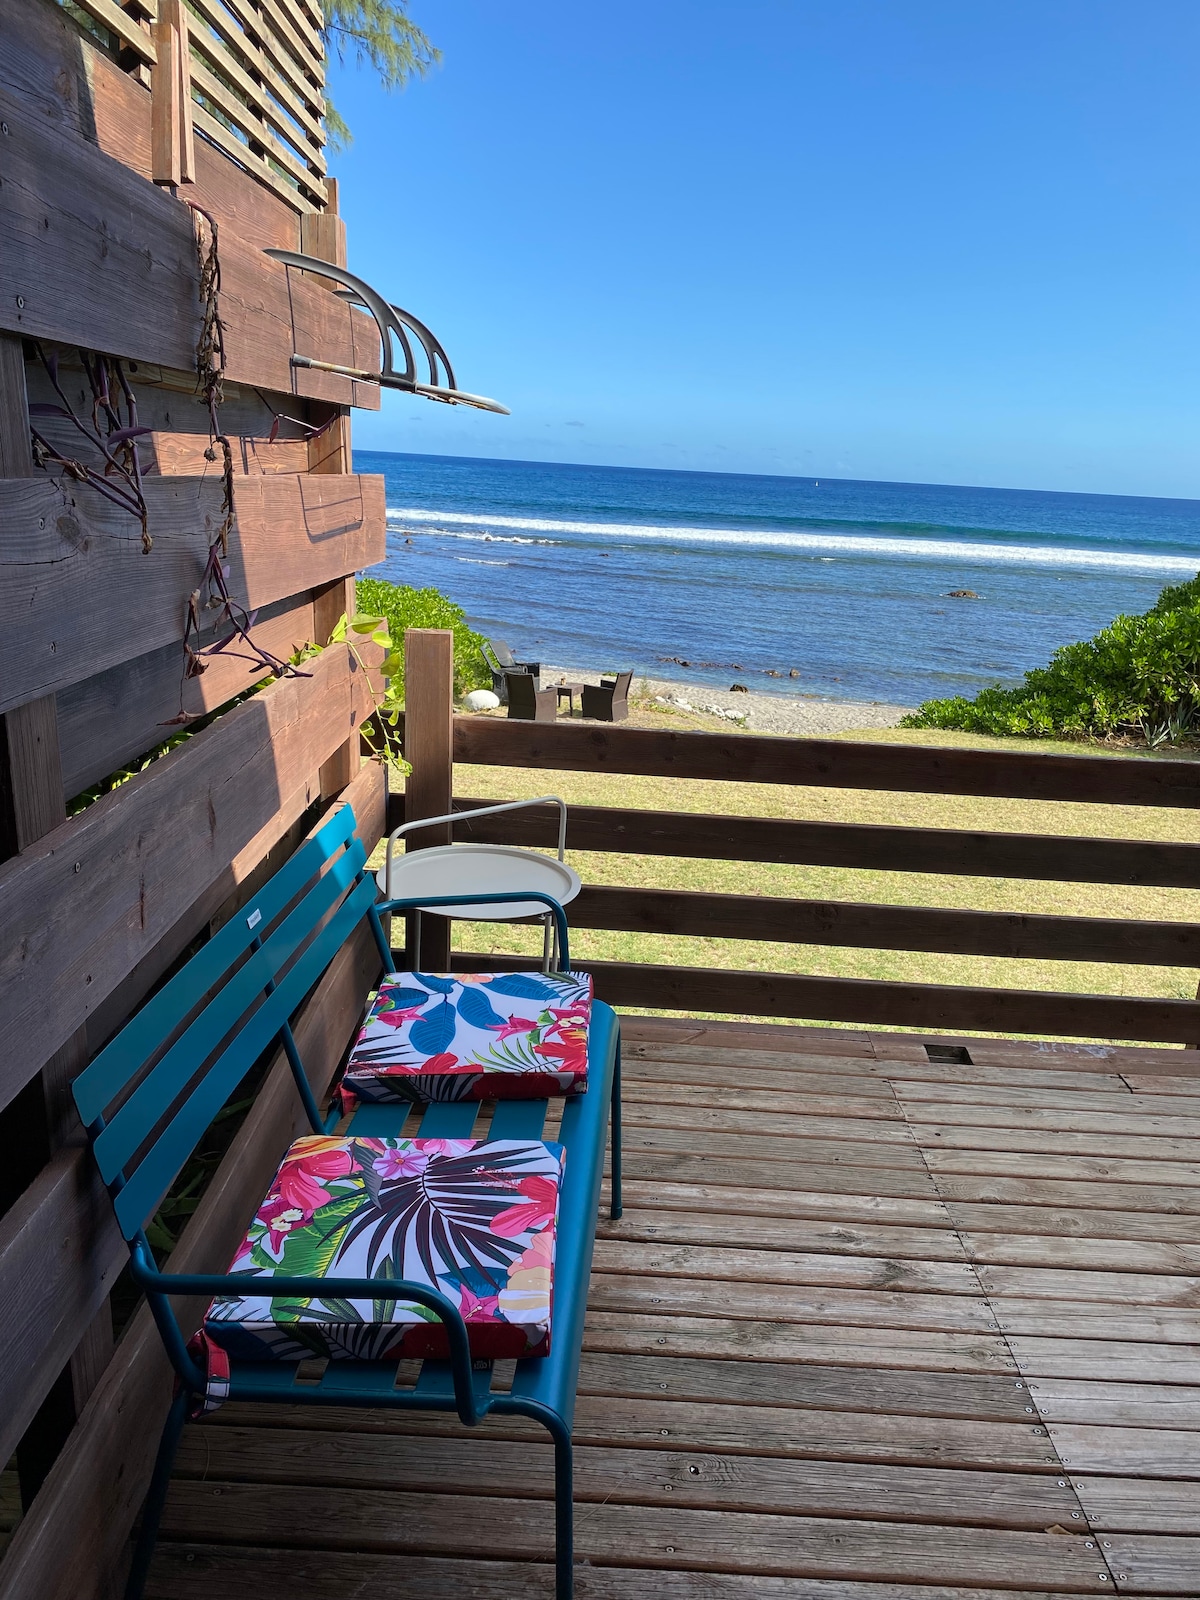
left=302, top=179, right=352, bottom=477
left=0, top=335, right=113, bottom=1504
left=313, top=577, right=357, bottom=800
left=151, top=0, right=194, bottom=188
left=403, top=629, right=455, bottom=969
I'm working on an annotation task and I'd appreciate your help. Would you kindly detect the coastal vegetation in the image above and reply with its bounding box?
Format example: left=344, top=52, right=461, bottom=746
left=443, top=757, right=1200, bottom=1039
left=321, top=0, right=437, bottom=147
left=356, top=576, right=490, bottom=698
left=902, top=572, right=1200, bottom=745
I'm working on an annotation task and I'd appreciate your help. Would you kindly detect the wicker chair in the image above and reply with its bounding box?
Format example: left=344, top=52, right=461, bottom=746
left=506, top=671, right=558, bottom=721
left=581, top=670, right=632, bottom=722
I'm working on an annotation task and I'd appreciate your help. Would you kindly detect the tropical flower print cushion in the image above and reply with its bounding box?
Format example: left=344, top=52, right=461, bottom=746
left=340, top=971, right=593, bottom=1104
left=204, top=1135, right=564, bottom=1363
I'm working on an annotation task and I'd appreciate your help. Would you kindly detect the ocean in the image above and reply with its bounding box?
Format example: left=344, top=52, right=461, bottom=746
left=357, top=451, right=1200, bottom=707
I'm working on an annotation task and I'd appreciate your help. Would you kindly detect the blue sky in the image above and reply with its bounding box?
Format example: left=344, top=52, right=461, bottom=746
left=329, top=1, right=1200, bottom=497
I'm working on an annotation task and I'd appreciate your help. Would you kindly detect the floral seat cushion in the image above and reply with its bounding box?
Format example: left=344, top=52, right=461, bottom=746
left=204, top=1134, right=564, bottom=1363
left=340, top=970, right=593, bottom=1104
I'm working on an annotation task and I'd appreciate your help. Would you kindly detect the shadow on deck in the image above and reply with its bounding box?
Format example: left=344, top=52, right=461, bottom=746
left=146, top=1016, right=1200, bottom=1599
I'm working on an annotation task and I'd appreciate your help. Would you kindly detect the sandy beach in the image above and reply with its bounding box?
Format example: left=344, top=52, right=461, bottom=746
left=539, top=665, right=916, bottom=736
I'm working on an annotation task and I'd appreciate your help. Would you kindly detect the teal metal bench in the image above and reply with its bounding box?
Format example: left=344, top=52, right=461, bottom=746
left=72, top=801, right=622, bottom=1599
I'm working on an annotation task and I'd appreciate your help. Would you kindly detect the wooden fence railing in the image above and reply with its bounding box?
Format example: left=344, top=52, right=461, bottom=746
left=398, top=639, right=1200, bottom=1045
left=0, top=1, right=386, bottom=1591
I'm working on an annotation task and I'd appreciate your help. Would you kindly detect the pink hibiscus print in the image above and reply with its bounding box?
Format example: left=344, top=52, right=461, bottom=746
left=256, top=1138, right=354, bottom=1250
left=458, top=1283, right=501, bottom=1320
left=372, top=1002, right=428, bottom=1030
left=491, top=1174, right=559, bottom=1239
left=490, top=1014, right=539, bottom=1042
left=420, top=1138, right=476, bottom=1159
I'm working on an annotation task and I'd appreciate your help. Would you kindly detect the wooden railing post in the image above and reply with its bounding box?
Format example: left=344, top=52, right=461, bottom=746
left=0, top=335, right=113, bottom=1505
left=402, top=629, right=455, bottom=968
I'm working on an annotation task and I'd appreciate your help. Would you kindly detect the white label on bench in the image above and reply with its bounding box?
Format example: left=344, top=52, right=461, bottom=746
left=246, top=908, right=262, bottom=930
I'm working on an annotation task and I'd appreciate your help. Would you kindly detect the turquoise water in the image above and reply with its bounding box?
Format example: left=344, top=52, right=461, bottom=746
left=357, top=451, right=1200, bottom=706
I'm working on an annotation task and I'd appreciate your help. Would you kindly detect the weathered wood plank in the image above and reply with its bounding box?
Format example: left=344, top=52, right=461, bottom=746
left=174, top=1425, right=1079, bottom=1524
left=56, top=594, right=317, bottom=801
left=914, top=1122, right=1200, bottom=1161
left=1072, top=1476, right=1200, bottom=1535
left=144, top=1547, right=1149, bottom=1600
left=617, top=1150, right=941, bottom=1202
left=1009, top=1337, right=1200, bottom=1384
left=0, top=79, right=376, bottom=402
left=996, top=1299, right=1200, bottom=1342
left=587, top=1273, right=1002, bottom=1334
left=584, top=1309, right=1018, bottom=1373
left=452, top=713, right=1200, bottom=809
left=925, top=1148, right=1200, bottom=1188
left=567, top=883, right=1200, bottom=967
left=937, top=1172, right=1200, bottom=1213
left=0, top=642, right=375, bottom=1115
left=624, top=1103, right=918, bottom=1145
left=1099, top=1533, right=1200, bottom=1593
left=0, top=778, right=385, bottom=1600
left=947, top=1200, right=1200, bottom=1244
left=895, top=1091, right=1200, bottom=1129
left=623, top=1081, right=904, bottom=1118
left=592, top=1240, right=975, bottom=1296
left=598, top=1206, right=967, bottom=1264
left=155, top=1485, right=1109, bottom=1589
left=961, top=1230, right=1200, bottom=1275
left=622, top=1124, right=929, bottom=1172
left=453, top=953, right=1200, bottom=1044
left=1027, top=1379, right=1200, bottom=1430
left=626, top=1048, right=1129, bottom=1094
left=0, top=471, right=383, bottom=712
left=447, top=793, right=1200, bottom=888
left=608, top=1178, right=954, bottom=1227
left=979, top=1265, right=1200, bottom=1305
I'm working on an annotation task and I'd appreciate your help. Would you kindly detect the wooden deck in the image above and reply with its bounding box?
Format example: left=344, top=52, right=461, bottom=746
left=146, top=1017, right=1200, bottom=1599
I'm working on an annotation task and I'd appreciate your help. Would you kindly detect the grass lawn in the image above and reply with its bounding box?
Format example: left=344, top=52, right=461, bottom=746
left=428, top=719, right=1200, bottom=1043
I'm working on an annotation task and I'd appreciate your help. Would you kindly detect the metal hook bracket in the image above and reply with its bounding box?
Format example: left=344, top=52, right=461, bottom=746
left=263, top=249, right=509, bottom=414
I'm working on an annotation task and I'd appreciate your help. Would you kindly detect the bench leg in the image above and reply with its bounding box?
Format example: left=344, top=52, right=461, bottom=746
left=609, top=1042, right=623, bottom=1221
left=553, top=1423, right=574, bottom=1599
left=124, top=1387, right=188, bottom=1600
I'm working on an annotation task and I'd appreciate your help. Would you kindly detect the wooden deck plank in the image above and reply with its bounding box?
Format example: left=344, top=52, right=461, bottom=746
left=584, top=1310, right=1018, bottom=1373
left=201, top=1396, right=1060, bottom=1470
left=1007, top=1338, right=1200, bottom=1383
left=592, top=1240, right=980, bottom=1295
left=1039, top=1425, right=1200, bottom=1479
left=624, top=1126, right=929, bottom=1171
left=156, top=1485, right=1112, bottom=1589
left=623, top=1081, right=905, bottom=1118
left=892, top=1084, right=1188, bottom=1114
left=924, top=1149, right=1200, bottom=1188
left=991, top=1299, right=1200, bottom=1342
left=625, top=1105, right=919, bottom=1144
left=1125, top=1073, right=1200, bottom=1097
left=1098, top=1534, right=1200, bottom=1594
left=961, top=1232, right=1200, bottom=1275
left=1071, top=1477, right=1200, bottom=1535
left=913, top=1125, right=1200, bottom=1162
left=587, top=1274, right=1004, bottom=1333
left=608, top=1179, right=954, bottom=1226
left=174, top=1425, right=1081, bottom=1526
left=146, top=1545, right=1152, bottom=1600
left=894, top=1098, right=1200, bottom=1136
left=977, top=1267, right=1200, bottom=1305
left=620, top=1151, right=942, bottom=1200
left=948, top=1202, right=1200, bottom=1245
left=933, top=1174, right=1200, bottom=1214
left=1025, top=1379, right=1200, bottom=1430
left=598, top=1207, right=969, bottom=1263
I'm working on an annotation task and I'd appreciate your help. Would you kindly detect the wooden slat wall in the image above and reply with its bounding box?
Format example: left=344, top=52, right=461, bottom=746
left=0, top=3, right=389, bottom=1591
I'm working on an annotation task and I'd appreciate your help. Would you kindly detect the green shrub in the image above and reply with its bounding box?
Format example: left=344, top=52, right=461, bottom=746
left=902, top=572, right=1200, bottom=743
left=356, top=577, right=491, bottom=701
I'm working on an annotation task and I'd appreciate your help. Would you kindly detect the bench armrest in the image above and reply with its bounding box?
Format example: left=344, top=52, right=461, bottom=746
left=131, top=1253, right=484, bottom=1426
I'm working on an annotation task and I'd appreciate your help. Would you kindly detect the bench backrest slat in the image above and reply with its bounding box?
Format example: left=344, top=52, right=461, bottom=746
left=92, top=837, right=367, bottom=1184
left=74, top=804, right=360, bottom=1127
left=112, top=869, right=379, bottom=1238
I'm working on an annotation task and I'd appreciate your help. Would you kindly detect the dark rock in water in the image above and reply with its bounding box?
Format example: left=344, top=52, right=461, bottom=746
left=731, top=664, right=744, bottom=671
left=730, top=682, right=749, bottom=693
left=789, top=668, right=800, bottom=678
left=946, top=589, right=979, bottom=599
left=765, top=669, right=782, bottom=677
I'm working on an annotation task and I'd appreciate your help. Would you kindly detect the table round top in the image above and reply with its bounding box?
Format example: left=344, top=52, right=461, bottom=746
left=375, top=842, right=582, bottom=920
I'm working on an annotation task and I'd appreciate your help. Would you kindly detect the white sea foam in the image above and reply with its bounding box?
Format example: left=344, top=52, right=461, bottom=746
left=386, top=505, right=1197, bottom=575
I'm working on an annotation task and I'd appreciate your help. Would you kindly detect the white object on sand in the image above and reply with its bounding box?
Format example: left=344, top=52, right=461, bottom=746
left=463, top=688, right=501, bottom=711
